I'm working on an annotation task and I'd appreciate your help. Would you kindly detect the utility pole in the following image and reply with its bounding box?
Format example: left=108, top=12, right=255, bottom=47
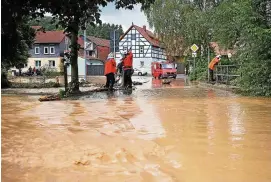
left=113, top=29, right=116, bottom=59
left=207, top=31, right=212, bottom=82
left=84, top=22, right=87, bottom=81
left=193, top=56, right=196, bottom=79
left=207, top=45, right=210, bottom=82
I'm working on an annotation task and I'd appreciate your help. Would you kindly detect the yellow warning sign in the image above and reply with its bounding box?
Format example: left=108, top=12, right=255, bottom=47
left=190, top=44, right=199, bottom=52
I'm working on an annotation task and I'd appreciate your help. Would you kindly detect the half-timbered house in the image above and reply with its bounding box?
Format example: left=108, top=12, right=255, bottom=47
left=118, top=24, right=167, bottom=74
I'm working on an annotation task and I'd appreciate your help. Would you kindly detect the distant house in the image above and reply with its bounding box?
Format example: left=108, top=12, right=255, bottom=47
left=27, top=27, right=68, bottom=71
left=118, top=24, right=167, bottom=74
left=67, top=35, right=110, bottom=76
left=209, top=42, right=235, bottom=57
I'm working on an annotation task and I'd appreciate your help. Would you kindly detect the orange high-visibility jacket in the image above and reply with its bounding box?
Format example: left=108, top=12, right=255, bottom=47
left=208, top=57, right=220, bottom=70
left=123, top=52, right=133, bottom=69
left=104, top=58, right=116, bottom=75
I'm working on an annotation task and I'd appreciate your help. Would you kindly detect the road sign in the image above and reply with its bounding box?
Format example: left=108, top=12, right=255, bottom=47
left=110, top=30, right=120, bottom=53
left=110, top=41, right=119, bottom=52
left=190, top=44, right=199, bottom=52
left=192, top=52, right=197, bottom=58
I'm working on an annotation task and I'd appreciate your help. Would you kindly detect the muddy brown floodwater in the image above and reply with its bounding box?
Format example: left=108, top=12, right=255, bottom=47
left=2, top=80, right=271, bottom=182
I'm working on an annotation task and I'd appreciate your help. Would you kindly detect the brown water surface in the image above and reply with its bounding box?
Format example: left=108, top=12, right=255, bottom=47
left=2, top=83, right=271, bottom=182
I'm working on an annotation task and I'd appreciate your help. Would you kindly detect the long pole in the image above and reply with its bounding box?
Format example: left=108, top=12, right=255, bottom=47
left=207, top=45, right=210, bottom=82
left=84, top=22, right=87, bottom=81
left=113, top=29, right=116, bottom=59
left=64, top=64, right=68, bottom=93
left=193, top=56, right=196, bottom=79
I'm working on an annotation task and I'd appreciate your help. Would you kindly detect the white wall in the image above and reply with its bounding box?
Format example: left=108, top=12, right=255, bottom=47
left=27, top=57, right=62, bottom=71
left=67, top=58, right=104, bottom=76
left=67, top=57, right=86, bottom=76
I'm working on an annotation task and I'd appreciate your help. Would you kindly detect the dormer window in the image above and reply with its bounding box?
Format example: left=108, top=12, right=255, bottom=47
left=35, top=47, right=40, bottom=54
left=50, top=47, right=55, bottom=54
left=44, top=47, right=49, bottom=54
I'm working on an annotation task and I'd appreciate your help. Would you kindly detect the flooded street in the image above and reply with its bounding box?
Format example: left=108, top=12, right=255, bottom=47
left=2, top=78, right=271, bottom=182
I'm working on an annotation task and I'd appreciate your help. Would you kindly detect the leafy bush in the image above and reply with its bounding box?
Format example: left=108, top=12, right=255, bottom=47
left=1, top=71, right=10, bottom=88
left=188, top=56, right=208, bottom=81
left=59, top=89, right=66, bottom=98
left=40, top=66, right=63, bottom=77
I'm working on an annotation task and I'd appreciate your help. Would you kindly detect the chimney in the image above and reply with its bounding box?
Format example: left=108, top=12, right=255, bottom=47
left=143, top=25, right=146, bottom=32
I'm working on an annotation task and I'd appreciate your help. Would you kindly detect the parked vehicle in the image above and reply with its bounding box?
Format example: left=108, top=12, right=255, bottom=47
left=133, top=68, right=147, bottom=76
left=151, top=61, right=177, bottom=79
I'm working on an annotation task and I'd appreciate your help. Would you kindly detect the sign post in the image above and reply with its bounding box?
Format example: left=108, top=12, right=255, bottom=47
left=84, top=22, right=87, bottom=81
left=190, top=44, right=199, bottom=79
left=110, top=30, right=120, bottom=59
left=207, top=45, right=210, bottom=82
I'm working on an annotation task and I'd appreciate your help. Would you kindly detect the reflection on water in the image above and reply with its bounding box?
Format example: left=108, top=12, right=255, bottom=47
left=2, top=84, right=271, bottom=182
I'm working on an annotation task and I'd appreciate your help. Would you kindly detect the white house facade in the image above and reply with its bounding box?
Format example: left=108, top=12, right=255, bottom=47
left=118, top=24, right=167, bottom=74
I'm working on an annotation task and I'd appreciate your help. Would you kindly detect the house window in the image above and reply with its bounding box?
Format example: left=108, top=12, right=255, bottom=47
left=49, top=60, right=55, bottom=67
left=140, top=61, right=144, bottom=67
left=44, top=47, right=49, bottom=54
left=89, top=51, right=95, bottom=57
left=140, top=46, right=144, bottom=53
left=35, top=47, right=40, bottom=54
left=50, top=47, right=55, bottom=54
left=131, top=34, right=136, bottom=40
left=35, top=60, right=41, bottom=67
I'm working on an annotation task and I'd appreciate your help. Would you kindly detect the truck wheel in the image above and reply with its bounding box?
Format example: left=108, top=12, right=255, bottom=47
left=138, top=72, right=142, bottom=76
left=173, top=76, right=177, bottom=79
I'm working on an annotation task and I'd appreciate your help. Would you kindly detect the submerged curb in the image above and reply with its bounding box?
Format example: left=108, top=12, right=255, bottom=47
left=198, top=82, right=240, bottom=92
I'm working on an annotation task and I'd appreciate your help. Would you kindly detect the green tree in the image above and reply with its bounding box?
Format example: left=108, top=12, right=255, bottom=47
left=1, top=0, right=36, bottom=87
left=145, top=0, right=215, bottom=80
left=210, top=0, right=271, bottom=96
left=79, top=23, right=124, bottom=39
left=28, top=16, right=63, bottom=31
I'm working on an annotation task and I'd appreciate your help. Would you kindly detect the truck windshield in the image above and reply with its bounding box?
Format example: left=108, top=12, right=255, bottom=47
left=161, top=64, right=174, bottom=69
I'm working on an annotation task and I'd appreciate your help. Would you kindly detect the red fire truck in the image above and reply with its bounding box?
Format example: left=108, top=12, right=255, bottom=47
left=151, top=62, right=177, bottom=79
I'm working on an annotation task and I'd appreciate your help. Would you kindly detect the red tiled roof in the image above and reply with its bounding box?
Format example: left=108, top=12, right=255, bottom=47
left=78, top=36, right=110, bottom=48
left=209, top=42, right=236, bottom=55
left=120, top=24, right=161, bottom=47
left=87, top=36, right=110, bottom=47
left=34, top=30, right=65, bottom=44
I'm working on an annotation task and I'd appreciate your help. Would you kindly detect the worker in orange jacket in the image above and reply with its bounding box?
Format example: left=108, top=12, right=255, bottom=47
left=123, top=48, right=133, bottom=88
left=208, top=55, right=221, bottom=81
left=104, top=53, right=117, bottom=90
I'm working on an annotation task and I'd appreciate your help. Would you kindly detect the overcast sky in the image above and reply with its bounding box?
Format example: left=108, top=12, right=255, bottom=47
left=45, top=3, right=152, bottom=32
left=100, top=3, right=151, bottom=31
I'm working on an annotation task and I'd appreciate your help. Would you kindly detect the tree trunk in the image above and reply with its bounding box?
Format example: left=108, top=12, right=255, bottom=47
left=1, top=71, right=10, bottom=88
left=69, top=22, right=80, bottom=94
